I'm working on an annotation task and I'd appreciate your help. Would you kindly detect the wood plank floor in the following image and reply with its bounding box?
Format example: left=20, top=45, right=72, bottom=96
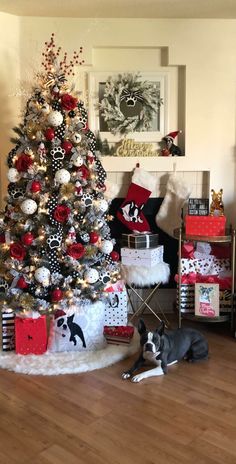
left=1, top=316, right=236, bottom=464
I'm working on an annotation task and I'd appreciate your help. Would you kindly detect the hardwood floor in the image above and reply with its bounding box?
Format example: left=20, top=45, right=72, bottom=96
left=1, top=316, right=236, bottom=464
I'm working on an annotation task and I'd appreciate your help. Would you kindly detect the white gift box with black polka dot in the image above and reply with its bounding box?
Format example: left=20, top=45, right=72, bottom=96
left=121, top=245, right=163, bottom=267
left=104, top=290, right=128, bottom=326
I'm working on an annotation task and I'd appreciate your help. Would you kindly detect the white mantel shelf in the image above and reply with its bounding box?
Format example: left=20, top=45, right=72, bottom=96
left=102, top=156, right=212, bottom=173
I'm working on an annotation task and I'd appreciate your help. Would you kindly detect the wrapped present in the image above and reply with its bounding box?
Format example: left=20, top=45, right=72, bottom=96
left=104, top=289, right=128, bottom=326
left=210, top=258, right=230, bottom=275
left=181, top=241, right=195, bottom=259
left=188, top=198, right=209, bottom=216
left=176, top=284, right=195, bottom=312
left=104, top=325, right=134, bottom=345
left=181, top=257, right=214, bottom=275
left=15, top=313, right=47, bottom=355
left=195, top=283, right=219, bottom=318
left=185, top=215, right=226, bottom=236
left=121, top=245, right=163, bottom=267
left=195, top=242, right=212, bottom=255
left=219, top=289, right=232, bottom=311
left=1, top=308, right=15, bottom=351
left=47, top=301, right=106, bottom=352
left=121, top=233, right=159, bottom=249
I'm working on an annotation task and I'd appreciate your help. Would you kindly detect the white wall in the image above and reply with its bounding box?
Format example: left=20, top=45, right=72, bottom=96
left=1, top=17, right=236, bottom=223
left=0, top=13, right=21, bottom=207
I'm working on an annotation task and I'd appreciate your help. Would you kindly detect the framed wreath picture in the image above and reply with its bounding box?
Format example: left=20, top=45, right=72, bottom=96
left=88, top=71, right=168, bottom=145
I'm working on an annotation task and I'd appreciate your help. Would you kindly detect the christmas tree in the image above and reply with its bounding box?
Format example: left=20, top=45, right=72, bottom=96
left=0, top=34, right=120, bottom=315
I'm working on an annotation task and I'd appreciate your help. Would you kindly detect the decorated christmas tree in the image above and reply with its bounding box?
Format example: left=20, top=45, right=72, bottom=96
left=0, top=34, right=120, bottom=318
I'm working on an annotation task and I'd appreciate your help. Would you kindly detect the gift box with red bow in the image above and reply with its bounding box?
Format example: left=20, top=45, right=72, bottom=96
left=15, top=314, right=47, bottom=355
left=103, top=325, right=134, bottom=344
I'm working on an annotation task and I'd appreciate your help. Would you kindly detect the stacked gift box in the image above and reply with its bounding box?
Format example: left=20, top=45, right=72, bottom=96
left=176, top=239, right=232, bottom=314
left=103, top=325, right=134, bottom=345
left=121, top=232, right=161, bottom=267
left=177, top=284, right=232, bottom=313
left=185, top=215, right=226, bottom=236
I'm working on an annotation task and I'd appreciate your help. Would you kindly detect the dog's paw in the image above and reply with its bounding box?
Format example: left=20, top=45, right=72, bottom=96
left=122, top=372, right=131, bottom=380
left=131, top=374, right=144, bottom=383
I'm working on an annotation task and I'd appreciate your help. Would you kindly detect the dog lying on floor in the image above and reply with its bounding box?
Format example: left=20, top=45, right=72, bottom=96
left=122, top=319, right=208, bottom=383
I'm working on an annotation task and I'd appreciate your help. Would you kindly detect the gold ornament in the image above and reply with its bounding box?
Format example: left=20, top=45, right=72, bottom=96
left=19, top=293, right=35, bottom=311
left=25, top=122, right=42, bottom=140
left=60, top=183, right=76, bottom=199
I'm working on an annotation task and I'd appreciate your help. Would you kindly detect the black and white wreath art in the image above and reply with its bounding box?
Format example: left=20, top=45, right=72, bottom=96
left=98, top=73, right=163, bottom=135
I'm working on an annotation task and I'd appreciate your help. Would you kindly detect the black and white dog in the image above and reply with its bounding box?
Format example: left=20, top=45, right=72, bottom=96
left=122, top=320, right=208, bottom=382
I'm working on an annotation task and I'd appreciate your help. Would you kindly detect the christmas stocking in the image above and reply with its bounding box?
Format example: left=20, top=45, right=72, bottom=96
left=117, top=167, right=156, bottom=233
left=155, top=173, right=191, bottom=237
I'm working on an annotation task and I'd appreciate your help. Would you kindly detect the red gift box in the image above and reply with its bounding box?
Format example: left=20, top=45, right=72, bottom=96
left=15, top=315, right=47, bottom=355
left=104, top=325, right=134, bottom=344
left=185, top=215, right=226, bottom=236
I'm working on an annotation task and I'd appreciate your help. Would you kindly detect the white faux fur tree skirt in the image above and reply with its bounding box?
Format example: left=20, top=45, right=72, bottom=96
left=0, top=329, right=139, bottom=376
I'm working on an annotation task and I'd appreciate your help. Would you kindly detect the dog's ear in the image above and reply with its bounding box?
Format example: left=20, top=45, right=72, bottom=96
left=156, top=320, right=165, bottom=336
left=138, top=319, right=146, bottom=335
left=67, top=315, right=74, bottom=324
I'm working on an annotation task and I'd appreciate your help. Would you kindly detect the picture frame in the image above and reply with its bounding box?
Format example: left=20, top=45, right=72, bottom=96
left=195, top=283, right=219, bottom=318
left=88, top=71, right=169, bottom=144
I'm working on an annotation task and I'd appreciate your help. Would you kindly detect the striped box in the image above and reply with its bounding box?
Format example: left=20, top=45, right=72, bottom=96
left=1, top=308, right=15, bottom=351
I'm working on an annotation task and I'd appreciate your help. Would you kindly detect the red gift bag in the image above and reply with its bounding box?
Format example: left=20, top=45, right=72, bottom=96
left=15, top=315, right=47, bottom=355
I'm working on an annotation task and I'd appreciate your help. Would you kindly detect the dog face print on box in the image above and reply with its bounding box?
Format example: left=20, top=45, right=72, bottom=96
left=56, top=312, right=86, bottom=348
left=47, top=302, right=106, bottom=352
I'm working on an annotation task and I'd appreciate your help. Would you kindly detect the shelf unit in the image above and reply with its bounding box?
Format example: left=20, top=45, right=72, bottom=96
left=174, top=227, right=236, bottom=334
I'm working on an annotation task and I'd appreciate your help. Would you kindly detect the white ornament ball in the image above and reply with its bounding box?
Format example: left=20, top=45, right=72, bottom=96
left=20, top=199, right=38, bottom=215
left=100, top=240, right=113, bottom=254
left=7, top=168, right=20, bottom=183
left=97, top=199, right=109, bottom=213
left=84, top=268, right=99, bottom=284
left=72, top=132, right=82, bottom=144
left=35, top=267, right=50, bottom=287
left=55, top=169, right=70, bottom=184
left=47, top=110, right=63, bottom=127
left=72, top=154, right=83, bottom=167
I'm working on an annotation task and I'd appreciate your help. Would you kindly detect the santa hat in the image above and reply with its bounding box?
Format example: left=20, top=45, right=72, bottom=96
left=163, top=130, right=182, bottom=141
left=54, top=309, right=66, bottom=319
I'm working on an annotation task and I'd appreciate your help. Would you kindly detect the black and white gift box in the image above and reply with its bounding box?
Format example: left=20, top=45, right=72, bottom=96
left=121, top=233, right=159, bottom=249
left=121, top=245, right=164, bottom=267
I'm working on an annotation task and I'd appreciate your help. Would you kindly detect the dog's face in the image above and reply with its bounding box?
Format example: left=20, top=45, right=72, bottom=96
left=199, top=286, right=214, bottom=303
left=138, top=319, right=164, bottom=361
left=120, top=201, right=144, bottom=223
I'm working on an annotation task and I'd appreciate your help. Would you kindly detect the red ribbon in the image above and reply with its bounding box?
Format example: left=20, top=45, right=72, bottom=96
left=175, top=273, right=231, bottom=290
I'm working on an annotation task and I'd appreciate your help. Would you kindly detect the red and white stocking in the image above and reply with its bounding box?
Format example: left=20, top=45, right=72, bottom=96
left=117, top=167, right=156, bottom=233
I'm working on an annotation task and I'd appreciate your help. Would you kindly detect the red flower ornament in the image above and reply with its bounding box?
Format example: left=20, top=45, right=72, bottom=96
left=15, top=154, right=33, bottom=172
left=67, top=243, right=85, bottom=260
left=53, top=205, right=71, bottom=223
left=61, top=94, right=78, bottom=111
left=10, top=242, right=26, bottom=261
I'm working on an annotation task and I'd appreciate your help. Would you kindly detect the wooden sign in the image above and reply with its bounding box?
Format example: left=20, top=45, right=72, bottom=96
left=115, top=139, right=158, bottom=157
